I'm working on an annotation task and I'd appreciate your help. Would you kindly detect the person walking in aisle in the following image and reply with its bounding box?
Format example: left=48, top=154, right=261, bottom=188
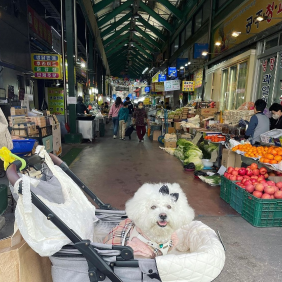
left=133, top=102, right=148, bottom=142
left=118, top=102, right=129, bottom=140
left=108, top=97, right=123, bottom=139
left=125, top=97, right=134, bottom=128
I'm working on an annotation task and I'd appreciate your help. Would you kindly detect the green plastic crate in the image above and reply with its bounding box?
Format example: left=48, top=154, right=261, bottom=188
left=220, top=176, right=236, bottom=204
left=242, top=191, right=282, bottom=227
left=230, top=183, right=245, bottom=214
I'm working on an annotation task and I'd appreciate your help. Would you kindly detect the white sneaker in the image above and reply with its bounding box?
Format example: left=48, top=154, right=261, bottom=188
left=113, top=135, right=116, bottom=139
left=141, top=140, right=144, bottom=143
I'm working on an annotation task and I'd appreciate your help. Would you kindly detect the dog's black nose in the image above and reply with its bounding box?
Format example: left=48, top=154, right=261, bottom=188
left=159, top=213, right=167, bottom=220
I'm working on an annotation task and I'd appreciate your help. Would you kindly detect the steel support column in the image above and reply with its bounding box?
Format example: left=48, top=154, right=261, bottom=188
left=89, top=34, right=94, bottom=87
left=65, top=0, right=82, bottom=143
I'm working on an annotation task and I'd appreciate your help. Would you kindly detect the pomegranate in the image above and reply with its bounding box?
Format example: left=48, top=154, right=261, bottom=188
left=232, top=171, right=238, bottom=176
left=276, top=182, right=282, bottom=189
left=227, top=167, right=234, bottom=173
left=250, top=163, right=258, bottom=170
left=255, top=183, right=264, bottom=192
left=238, top=168, right=246, bottom=176
left=274, top=191, right=282, bottom=199
left=262, top=193, right=271, bottom=199
left=264, top=186, right=275, bottom=195
left=245, top=184, right=255, bottom=193
left=259, top=167, right=267, bottom=175
left=253, top=191, right=262, bottom=198
left=252, top=169, right=260, bottom=176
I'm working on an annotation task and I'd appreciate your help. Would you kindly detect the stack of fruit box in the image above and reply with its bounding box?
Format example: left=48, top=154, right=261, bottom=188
left=181, top=107, right=189, bottom=119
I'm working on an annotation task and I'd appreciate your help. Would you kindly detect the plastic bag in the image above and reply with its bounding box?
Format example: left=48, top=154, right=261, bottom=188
left=12, top=146, right=98, bottom=256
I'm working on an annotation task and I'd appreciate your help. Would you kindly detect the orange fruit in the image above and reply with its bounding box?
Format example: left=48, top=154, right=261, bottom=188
left=263, top=158, right=270, bottom=163
left=270, top=160, right=278, bottom=164
left=266, top=154, right=274, bottom=160
left=274, top=156, right=282, bottom=162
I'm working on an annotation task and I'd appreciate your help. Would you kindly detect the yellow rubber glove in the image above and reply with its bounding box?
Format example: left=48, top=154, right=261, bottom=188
left=0, top=147, right=16, bottom=170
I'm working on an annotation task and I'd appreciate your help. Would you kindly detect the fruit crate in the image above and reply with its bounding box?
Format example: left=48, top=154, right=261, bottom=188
left=220, top=176, right=237, bottom=203
left=230, top=183, right=244, bottom=214
left=242, top=191, right=282, bottom=227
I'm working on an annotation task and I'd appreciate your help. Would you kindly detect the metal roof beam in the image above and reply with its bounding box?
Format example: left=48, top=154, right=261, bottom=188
left=134, top=26, right=161, bottom=50
left=98, top=0, right=133, bottom=28
left=109, top=56, right=127, bottom=67
left=93, top=0, right=115, bottom=14
left=131, top=49, right=151, bottom=64
left=104, top=23, right=131, bottom=46
left=139, top=1, right=173, bottom=32
left=156, top=0, right=183, bottom=20
left=132, top=34, right=155, bottom=54
left=133, top=44, right=153, bottom=60
left=107, top=40, right=130, bottom=57
left=137, top=17, right=166, bottom=42
left=101, top=12, right=132, bottom=37
left=105, top=33, right=129, bottom=53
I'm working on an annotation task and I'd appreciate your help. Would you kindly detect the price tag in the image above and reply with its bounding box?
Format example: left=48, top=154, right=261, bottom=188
left=192, top=132, right=202, bottom=145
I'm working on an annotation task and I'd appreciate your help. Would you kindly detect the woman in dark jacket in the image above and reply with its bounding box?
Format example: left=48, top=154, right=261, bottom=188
left=133, top=102, right=148, bottom=142
left=269, top=103, right=282, bottom=130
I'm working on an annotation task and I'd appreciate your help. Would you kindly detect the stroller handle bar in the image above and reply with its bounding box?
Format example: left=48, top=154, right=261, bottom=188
left=6, top=156, right=136, bottom=282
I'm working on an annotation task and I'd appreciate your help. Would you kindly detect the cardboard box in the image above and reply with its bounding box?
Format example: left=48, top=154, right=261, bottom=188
left=165, top=141, right=177, bottom=148
left=168, top=127, right=176, bottom=134
left=235, top=153, right=242, bottom=167
left=196, top=108, right=218, bottom=116
left=153, top=130, right=161, bottom=141
left=222, top=148, right=237, bottom=168
left=174, top=122, right=181, bottom=130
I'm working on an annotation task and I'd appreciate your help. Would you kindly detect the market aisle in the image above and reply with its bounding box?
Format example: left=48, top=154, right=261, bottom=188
left=68, top=129, right=236, bottom=215
left=66, top=128, right=282, bottom=282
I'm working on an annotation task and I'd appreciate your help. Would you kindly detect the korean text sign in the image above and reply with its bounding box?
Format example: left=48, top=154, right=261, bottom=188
left=164, top=80, right=180, bottom=91
left=47, top=88, right=64, bottom=115
left=32, top=53, right=62, bottom=79
left=182, top=81, right=194, bottom=92
left=212, top=0, right=282, bottom=56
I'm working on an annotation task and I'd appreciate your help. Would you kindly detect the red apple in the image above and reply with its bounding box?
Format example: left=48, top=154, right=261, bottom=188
left=236, top=176, right=243, bottom=181
left=264, top=173, right=269, bottom=179
left=252, top=169, right=260, bottom=176
left=227, top=167, right=234, bottom=173
left=255, top=183, right=264, bottom=192
left=269, top=172, right=276, bottom=176
left=238, top=168, right=246, bottom=176
left=243, top=175, right=250, bottom=179
left=274, top=191, right=282, bottom=199
left=253, top=191, right=263, bottom=198
left=270, top=195, right=275, bottom=199
left=246, top=169, right=253, bottom=177
left=257, top=176, right=265, bottom=182
left=274, top=186, right=279, bottom=192
left=251, top=175, right=258, bottom=179
left=244, top=180, right=252, bottom=186
left=264, top=186, right=275, bottom=195
left=250, top=163, right=258, bottom=170
left=267, top=181, right=275, bottom=186
left=229, top=175, right=237, bottom=181
left=276, top=182, right=282, bottom=189
left=259, top=167, right=267, bottom=175
left=262, top=193, right=271, bottom=199
left=232, top=171, right=239, bottom=176
left=245, top=184, right=255, bottom=193
left=224, top=172, right=229, bottom=178
left=234, top=167, right=240, bottom=171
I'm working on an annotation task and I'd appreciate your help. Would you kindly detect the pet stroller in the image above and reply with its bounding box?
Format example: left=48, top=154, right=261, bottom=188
left=6, top=147, right=225, bottom=282
left=124, top=125, right=135, bottom=140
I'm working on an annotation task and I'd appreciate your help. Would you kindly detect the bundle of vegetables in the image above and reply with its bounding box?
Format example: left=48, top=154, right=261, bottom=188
left=194, top=170, right=208, bottom=177
left=177, top=139, right=204, bottom=170
left=199, top=142, right=219, bottom=159
left=198, top=175, right=221, bottom=186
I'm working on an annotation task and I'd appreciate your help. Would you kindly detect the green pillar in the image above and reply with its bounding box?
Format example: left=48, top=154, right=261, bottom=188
left=64, top=0, right=82, bottom=143
left=89, top=34, right=94, bottom=87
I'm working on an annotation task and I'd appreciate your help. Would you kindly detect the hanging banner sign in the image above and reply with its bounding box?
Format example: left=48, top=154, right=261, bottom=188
left=194, top=69, right=203, bottom=88
left=152, top=72, right=160, bottom=83
left=154, top=82, right=164, bottom=92
left=28, top=6, right=52, bottom=46
left=213, top=0, right=282, bottom=57
left=31, top=53, right=62, bottom=79
left=164, top=80, right=180, bottom=91
left=47, top=88, right=64, bottom=115
left=168, top=67, right=177, bottom=77
left=158, top=74, right=167, bottom=82
left=182, top=81, right=194, bottom=92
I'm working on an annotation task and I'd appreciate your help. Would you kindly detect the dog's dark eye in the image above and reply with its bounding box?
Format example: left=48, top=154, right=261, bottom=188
left=151, top=205, right=157, bottom=210
left=167, top=205, right=171, bottom=209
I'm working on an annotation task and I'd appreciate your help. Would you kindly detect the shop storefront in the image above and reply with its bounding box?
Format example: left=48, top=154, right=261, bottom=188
left=205, top=50, right=256, bottom=111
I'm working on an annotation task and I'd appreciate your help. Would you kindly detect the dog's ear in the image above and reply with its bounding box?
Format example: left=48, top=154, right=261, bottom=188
left=170, top=193, right=179, bottom=202
left=159, top=185, right=169, bottom=195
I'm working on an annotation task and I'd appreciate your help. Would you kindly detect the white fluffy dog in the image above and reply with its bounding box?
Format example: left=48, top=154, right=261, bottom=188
left=103, top=183, right=195, bottom=258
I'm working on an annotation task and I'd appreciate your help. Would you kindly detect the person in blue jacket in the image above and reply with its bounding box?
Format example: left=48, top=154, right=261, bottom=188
left=244, top=99, right=270, bottom=144
left=118, top=102, right=129, bottom=140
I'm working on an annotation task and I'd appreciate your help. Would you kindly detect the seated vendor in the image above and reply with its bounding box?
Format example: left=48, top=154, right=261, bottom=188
left=244, top=99, right=270, bottom=144
left=269, top=103, right=282, bottom=129
left=76, top=96, right=89, bottom=115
